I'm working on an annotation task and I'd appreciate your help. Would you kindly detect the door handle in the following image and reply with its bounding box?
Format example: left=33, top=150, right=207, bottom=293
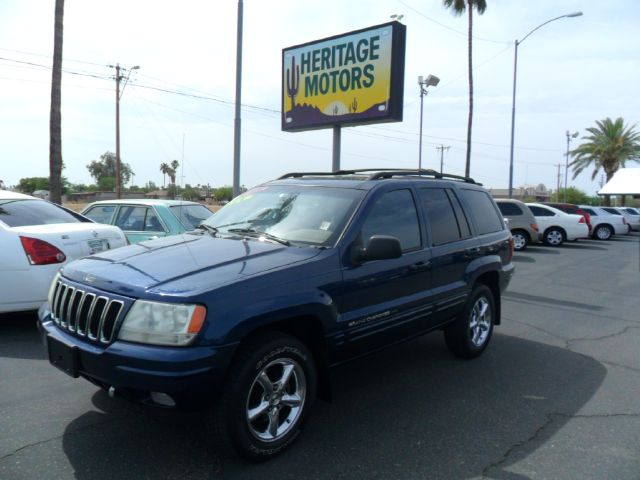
left=409, top=261, right=430, bottom=272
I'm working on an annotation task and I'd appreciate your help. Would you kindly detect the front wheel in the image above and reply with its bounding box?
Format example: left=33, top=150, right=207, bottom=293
left=444, top=284, right=495, bottom=359
left=212, top=332, right=317, bottom=461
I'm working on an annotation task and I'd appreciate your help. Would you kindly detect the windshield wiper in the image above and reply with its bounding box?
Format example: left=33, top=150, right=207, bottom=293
left=194, top=224, right=219, bottom=237
left=227, top=228, right=290, bottom=246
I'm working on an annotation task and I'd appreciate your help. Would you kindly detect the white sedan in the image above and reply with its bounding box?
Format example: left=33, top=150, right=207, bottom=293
left=0, top=191, right=127, bottom=314
left=526, top=203, right=590, bottom=246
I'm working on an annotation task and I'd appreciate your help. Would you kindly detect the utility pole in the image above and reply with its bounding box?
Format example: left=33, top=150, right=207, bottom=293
left=564, top=130, right=578, bottom=202
left=232, top=0, right=243, bottom=197
left=555, top=163, right=562, bottom=202
left=108, top=63, right=139, bottom=199
left=435, top=145, right=450, bottom=174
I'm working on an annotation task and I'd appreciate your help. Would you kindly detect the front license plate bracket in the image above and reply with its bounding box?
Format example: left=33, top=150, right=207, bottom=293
left=47, top=335, right=80, bottom=378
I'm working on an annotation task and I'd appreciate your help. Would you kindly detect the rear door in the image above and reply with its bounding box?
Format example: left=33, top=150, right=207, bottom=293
left=113, top=205, right=168, bottom=243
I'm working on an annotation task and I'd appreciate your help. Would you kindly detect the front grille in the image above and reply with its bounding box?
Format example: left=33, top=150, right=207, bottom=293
left=50, top=280, right=125, bottom=344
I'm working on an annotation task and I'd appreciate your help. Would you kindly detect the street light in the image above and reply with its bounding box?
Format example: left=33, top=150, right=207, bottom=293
left=418, top=74, right=440, bottom=170
left=507, top=11, right=583, bottom=198
left=564, top=130, right=579, bottom=201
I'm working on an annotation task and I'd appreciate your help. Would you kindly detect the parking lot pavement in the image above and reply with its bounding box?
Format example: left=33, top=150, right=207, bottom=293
left=1, top=233, right=638, bottom=479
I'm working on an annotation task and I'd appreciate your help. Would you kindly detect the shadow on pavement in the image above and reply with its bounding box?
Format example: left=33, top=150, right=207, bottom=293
left=512, top=254, right=535, bottom=263
left=559, top=242, right=607, bottom=251
left=0, top=311, right=46, bottom=361
left=58, top=334, right=605, bottom=480
left=503, top=291, right=604, bottom=311
left=523, top=246, right=560, bottom=254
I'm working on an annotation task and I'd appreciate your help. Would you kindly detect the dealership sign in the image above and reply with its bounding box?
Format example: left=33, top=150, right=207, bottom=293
left=282, top=21, right=406, bottom=132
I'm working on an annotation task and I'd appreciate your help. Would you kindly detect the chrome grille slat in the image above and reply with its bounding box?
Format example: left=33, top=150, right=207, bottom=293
left=47, top=280, right=126, bottom=345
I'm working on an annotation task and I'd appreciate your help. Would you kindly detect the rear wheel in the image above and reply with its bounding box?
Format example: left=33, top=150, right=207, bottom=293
left=211, top=332, right=317, bottom=461
left=543, top=227, right=565, bottom=246
left=593, top=225, right=613, bottom=240
left=444, top=284, right=495, bottom=359
left=511, top=230, right=529, bottom=251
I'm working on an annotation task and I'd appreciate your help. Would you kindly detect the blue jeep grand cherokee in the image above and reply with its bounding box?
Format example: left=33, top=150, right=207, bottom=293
left=39, top=169, right=514, bottom=460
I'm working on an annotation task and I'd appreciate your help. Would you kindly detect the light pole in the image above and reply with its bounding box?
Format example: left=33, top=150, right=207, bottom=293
left=564, top=130, right=579, bottom=201
left=507, top=12, right=583, bottom=198
left=418, top=74, right=440, bottom=170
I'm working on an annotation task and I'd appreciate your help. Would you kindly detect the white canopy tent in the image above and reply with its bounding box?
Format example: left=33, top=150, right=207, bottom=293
left=598, top=168, right=640, bottom=195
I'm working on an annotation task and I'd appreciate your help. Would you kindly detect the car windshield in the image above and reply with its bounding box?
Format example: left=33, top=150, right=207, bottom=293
left=170, top=204, right=213, bottom=229
left=203, top=185, right=364, bottom=246
left=0, top=199, right=81, bottom=227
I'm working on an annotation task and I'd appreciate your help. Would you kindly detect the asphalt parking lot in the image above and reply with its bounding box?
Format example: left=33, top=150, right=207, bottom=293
left=1, top=233, right=639, bottom=480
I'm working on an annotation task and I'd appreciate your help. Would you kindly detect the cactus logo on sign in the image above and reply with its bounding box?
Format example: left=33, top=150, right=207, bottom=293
left=282, top=21, right=406, bottom=132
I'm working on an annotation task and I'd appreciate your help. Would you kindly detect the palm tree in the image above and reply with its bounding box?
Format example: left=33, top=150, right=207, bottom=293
left=169, top=160, right=180, bottom=187
left=49, top=0, right=65, bottom=205
left=443, top=0, right=487, bottom=177
left=570, top=117, right=640, bottom=206
left=160, top=162, right=170, bottom=188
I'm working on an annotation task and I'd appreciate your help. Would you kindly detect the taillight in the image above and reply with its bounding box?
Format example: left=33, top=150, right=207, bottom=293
left=507, top=236, right=514, bottom=262
left=579, top=217, right=585, bottom=223
left=530, top=223, right=539, bottom=232
left=20, top=236, right=66, bottom=265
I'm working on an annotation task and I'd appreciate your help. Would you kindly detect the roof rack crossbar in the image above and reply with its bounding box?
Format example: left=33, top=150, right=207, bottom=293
left=277, top=169, right=479, bottom=184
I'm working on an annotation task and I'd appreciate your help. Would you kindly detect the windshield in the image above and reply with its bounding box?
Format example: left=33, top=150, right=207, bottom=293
left=170, top=204, right=213, bottom=229
left=0, top=199, right=82, bottom=227
left=203, top=185, right=364, bottom=246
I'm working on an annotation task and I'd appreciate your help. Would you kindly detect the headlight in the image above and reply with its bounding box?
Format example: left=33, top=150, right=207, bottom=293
left=48, top=271, right=62, bottom=308
left=118, top=300, right=206, bottom=346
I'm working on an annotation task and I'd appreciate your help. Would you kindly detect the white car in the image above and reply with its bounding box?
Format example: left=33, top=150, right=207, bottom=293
left=0, top=191, right=127, bottom=314
left=611, top=207, right=640, bottom=232
left=578, top=206, right=628, bottom=240
left=526, top=203, right=589, bottom=246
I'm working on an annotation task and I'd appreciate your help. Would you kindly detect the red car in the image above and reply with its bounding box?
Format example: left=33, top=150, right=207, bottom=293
left=542, top=203, right=592, bottom=235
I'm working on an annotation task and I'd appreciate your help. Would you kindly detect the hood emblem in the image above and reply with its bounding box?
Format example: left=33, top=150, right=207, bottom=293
left=92, top=231, right=99, bottom=238
left=84, top=274, right=97, bottom=284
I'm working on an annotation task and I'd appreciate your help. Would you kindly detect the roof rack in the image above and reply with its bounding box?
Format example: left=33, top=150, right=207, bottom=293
left=278, top=168, right=479, bottom=185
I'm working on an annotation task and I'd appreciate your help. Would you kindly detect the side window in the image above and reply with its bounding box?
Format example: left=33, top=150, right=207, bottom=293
left=446, top=190, right=472, bottom=238
left=458, top=189, right=504, bottom=235
left=115, top=206, right=148, bottom=231
left=497, top=202, right=523, bottom=216
left=83, top=205, right=116, bottom=224
left=419, top=188, right=467, bottom=245
left=528, top=206, right=554, bottom=217
left=144, top=209, right=164, bottom=232
left=360, top=189, right=421, bottom=251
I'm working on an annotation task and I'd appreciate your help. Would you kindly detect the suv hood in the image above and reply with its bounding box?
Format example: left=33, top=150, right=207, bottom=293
left=62, top=233, right=322, bottom=297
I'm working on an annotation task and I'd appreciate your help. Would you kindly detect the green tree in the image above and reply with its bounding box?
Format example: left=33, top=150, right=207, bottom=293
left=570, top=117, right=640, bottom=206
left=159, top=160, right=179, bottom=198
left=49, top=0, right=65, bottom=205
left=214, top=186, right=233, bottom=202
left=443, top=0, right=487, bottom=178
left=87, top=152, right=133, bottom=190
left=18, top=177, right=50, bottom=194
left=556, top=187, right=590, bottom=205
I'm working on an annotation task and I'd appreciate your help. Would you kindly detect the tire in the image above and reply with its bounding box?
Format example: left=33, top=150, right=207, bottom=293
left=543, top=227, right=565, bottom=246
left=212, top=331, right=317, bottom=462
left=511, top=230, right=528, bottom=251
left=593, top=224, right=613, bottom=240
left=444, top=284, right=495, bottom=359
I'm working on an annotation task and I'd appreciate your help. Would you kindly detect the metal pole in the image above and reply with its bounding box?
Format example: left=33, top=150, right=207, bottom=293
left=115, top=64, right=121, bottom=199
left=332, top=126, right=341, bottom=172
left=418, top=87, right=424, bottom=170
left=232, top=0, right=243, bottom=198
left=564, top=132, right=570, bottom=202
left=508, top=40, right=518, bottom=199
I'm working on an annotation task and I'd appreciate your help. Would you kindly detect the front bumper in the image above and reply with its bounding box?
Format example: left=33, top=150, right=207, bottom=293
left=38, top=309, right=238, bottom=408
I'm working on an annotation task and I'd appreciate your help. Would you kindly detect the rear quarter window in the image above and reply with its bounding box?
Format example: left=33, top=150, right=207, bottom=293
left=458, top=189, right=504, bottom=235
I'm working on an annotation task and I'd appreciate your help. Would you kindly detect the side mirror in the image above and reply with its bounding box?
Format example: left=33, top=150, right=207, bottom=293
left=353, top=235, right=402, bottom=264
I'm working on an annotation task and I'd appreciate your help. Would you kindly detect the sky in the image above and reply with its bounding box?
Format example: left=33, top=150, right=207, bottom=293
left=0, top=0, right=639, bottom=195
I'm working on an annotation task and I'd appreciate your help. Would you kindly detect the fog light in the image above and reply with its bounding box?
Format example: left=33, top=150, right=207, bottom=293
left=150, top=392, right=176, bottom=407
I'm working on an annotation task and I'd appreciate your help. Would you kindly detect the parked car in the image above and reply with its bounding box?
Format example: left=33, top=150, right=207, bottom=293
left=81, top=199, right=213, bottom=243
left=577, top=206, right=628, bottom=240
left=542, top=202, right=592, bottom=236
left=39, top=169, right=514, bottom=460
left=495, top=199, right=539, bottom=251
left=526, top=203, right=589, bottom=246
left=598, top=206, right=637, bottom=233
left=614, top=207, right=640, bottom=231
left=0, top=191, right=127, bottom=314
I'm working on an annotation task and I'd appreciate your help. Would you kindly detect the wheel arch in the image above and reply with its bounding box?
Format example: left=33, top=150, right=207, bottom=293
left=474, top=271, right=501, bottom=326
